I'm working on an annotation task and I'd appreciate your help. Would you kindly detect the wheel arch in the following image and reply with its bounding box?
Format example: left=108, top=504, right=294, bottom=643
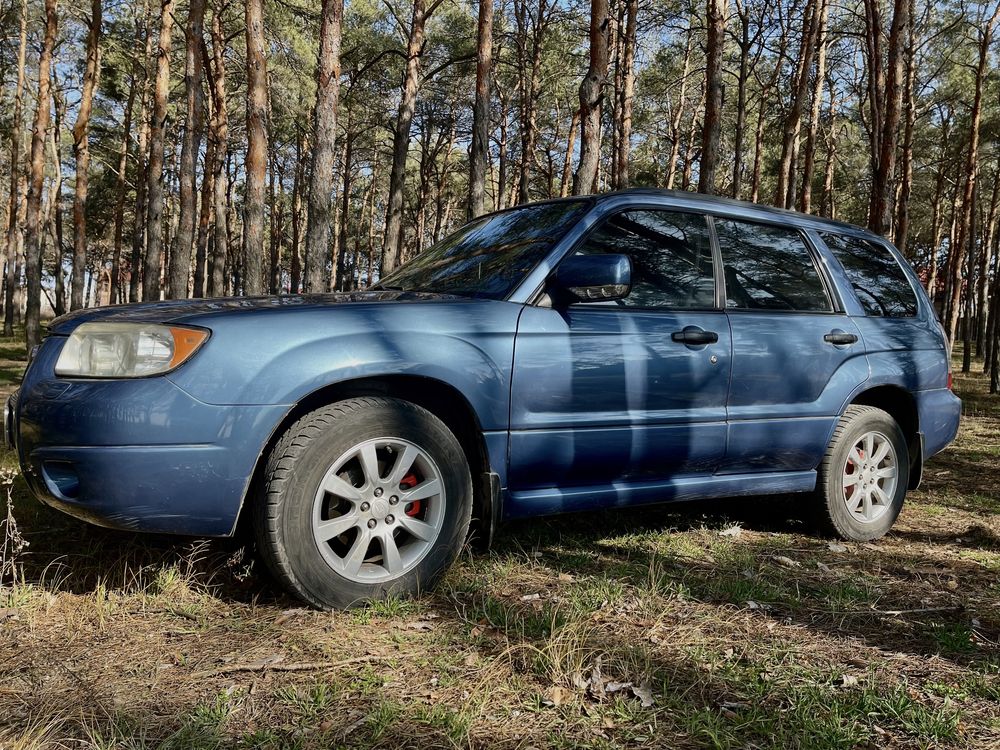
left=847, top=384, right=922, bottom=489
left=234, top=374, right=499, bottom=543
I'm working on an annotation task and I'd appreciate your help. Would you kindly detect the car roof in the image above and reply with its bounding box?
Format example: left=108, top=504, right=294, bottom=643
left=595, top=188, right=884, bottom=242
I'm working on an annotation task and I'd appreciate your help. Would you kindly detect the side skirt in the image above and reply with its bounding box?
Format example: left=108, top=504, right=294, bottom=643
left=502, top=470, right=818, bottom=519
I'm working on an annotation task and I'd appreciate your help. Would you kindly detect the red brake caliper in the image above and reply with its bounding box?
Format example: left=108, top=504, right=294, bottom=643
left=400, top=473, right=421, bottom=516
left=847, top=449, right=864, bottom=498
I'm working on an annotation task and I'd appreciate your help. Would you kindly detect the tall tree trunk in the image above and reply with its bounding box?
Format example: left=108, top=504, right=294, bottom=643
left=698, top=0, right=727, bottom=195
left=977, top=165, right=1000, bottom=357
left=110, top=67, right=137, bottom=305
left=243, top=0, right=268, bottom=295
left=945, top=2, right=1000, bottom=343
left=335, top=126, right=354, bottom=291
left=169, top=0, right=206, bottom=299
left=666, top=23, right=693, bottom=190
left=731, top=0, right=750, bottom=199
left=514, top=0, right=548, bottom=204
left=24, top=0, right=58, bottom=349
left=304, top=0, right=343, bottom=291
left=866, top=0, right=910, bottom=235
left=925, top=114, right=951, bottom=302
left=382, top=0, right=430, bottom=274
left=615, top=0, right=637, bottom=189
left=775, top=0, right=820, bottom=208
left=70, top=0, right=102, bottom=310
left=143, top=0, right=175, bottom=301
left=207, top=0, right=229, bottom=297
left=560, top=109, right=579, bottom=197
left=4, top=0, right=28, bottom=335
left=893, top=0, right=917, bottom=253
left=572, top=0, right=610, bottom=195
left=799, top=0, right=829, bottom=213
left=821, top=82, right=838, bottom=219
left=130, top=11, right=154, bottom=303
left=193, top=117, right=215, bottom=298
left=467, top=0, right=493, bottom=218
left=49, top=88, right=67, bottom=317
left=289, top=125, right=304, bottom=293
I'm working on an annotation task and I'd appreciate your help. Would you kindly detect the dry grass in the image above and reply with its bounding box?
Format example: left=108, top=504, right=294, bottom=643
left=0, top=332, right=998, bottom=749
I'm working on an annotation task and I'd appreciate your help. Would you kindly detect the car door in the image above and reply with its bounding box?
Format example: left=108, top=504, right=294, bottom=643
left=714, top=216, right=868, bottom=474
left=507, top=207, right=733, bottom=511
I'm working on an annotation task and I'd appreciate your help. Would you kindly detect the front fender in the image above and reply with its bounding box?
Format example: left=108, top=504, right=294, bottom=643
left=166, top=301, right=522, bottom=431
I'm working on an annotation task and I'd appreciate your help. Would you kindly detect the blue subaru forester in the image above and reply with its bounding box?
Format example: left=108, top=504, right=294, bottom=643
left=7, top=190, right=961, bottom=608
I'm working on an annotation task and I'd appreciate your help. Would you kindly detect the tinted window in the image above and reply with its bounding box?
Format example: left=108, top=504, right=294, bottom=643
left=378, top=200, right=588, bottom=299
left=715, top=218, right=832, bottom=312
left=576, top=210, right=716, bottom=309
left=821, top=233, right=917, bottom=317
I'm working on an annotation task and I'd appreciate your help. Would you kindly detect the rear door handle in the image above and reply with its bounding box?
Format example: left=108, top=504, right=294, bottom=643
left=823, top=331, right=858, bottom=345
left=672, top=328, right=719, bottom=345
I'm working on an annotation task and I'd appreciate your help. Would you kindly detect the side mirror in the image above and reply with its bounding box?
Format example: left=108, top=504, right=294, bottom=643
left=550, top=254, right=632, bottom=304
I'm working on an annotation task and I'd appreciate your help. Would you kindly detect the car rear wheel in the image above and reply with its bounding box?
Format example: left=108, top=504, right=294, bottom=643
left=254, top=397, right=472, bottom=609
left=814, top=405, right=909, bottom=541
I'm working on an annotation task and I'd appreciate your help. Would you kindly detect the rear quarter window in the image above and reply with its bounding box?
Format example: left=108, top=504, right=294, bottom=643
left=820, top=233, right=918, bottom=318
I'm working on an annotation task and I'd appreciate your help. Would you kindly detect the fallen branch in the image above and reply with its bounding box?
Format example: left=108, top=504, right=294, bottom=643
left=877, top=606, right=965, bottom=617
left=193, top=654, right=378, bottom=678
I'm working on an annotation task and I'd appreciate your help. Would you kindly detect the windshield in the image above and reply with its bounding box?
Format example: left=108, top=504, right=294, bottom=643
left=377, top=200, right=590, bottom=299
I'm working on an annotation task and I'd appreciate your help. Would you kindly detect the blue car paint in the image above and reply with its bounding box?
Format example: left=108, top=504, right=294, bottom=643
left=8, top=189, right=961, bottom=537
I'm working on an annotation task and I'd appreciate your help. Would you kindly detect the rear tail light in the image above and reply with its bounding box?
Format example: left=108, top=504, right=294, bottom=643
left=947, top=371, right=953, bottom=390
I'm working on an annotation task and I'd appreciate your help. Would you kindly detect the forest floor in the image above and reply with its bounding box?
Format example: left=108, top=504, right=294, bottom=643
left=0, top=331, right=999, bottom=749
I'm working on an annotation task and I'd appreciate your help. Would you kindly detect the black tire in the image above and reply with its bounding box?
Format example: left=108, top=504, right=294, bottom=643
left=254, top=397, right=472, bottom=609
left=814, top=405, right=909, bottom=542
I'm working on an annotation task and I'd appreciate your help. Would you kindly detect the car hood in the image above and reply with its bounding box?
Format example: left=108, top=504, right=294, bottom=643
left=46, top=291, right=466, bottom=335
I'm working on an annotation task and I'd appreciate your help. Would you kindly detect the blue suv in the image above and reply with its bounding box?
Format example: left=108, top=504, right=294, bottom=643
left=7, top=190, right=961, bottom=608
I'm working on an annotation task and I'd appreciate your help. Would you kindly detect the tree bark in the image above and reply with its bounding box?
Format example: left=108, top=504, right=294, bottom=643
left=110, top=64, right=138, bottom=305
left=169, top=0, right=207, bottom=299
left=866, top=0, right=910, bottom=235
left=243, top=0, right=268, bottom=296
left=572, top=0, right=610, bottom=195
left=49, top=87, right=67, bottom=316
left=4, top=0, right=28, bottom=335
left=207, top=0, right=229, bottom=297
left=774, top=0, right=820, bottom=208
left=614, top=0, right=637, bottom=189
left=666, top=22, right=693, bottom=190
left=799, top=0, right=829, bottom=213
left=382, top=0, right=431, bottom=274
left=70, top=0, right=102, bottom=310
left=467, top=0, right=493, bottom=218
left=129, top=9, right=155, bottom=303
left=698, top=0, right=727, bottom=195
left=514, top=0, right=549, bottom=204
left=304, top=0, right=343, bottom=292
left=289, top=125, right=304, bottom=293
left=24, top=0, right=59, bottom=349
left=731, top=0, right=751, bottom=199
left=143, top=0, right=176, bottom=301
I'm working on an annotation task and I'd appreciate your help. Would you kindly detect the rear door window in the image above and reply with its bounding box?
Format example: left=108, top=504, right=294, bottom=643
left=714, top=218, right=833, bottom=312
left=820, top=233, right=918, bottom=317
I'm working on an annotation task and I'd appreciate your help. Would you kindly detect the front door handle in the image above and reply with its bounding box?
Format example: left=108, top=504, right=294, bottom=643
left=824, top=331, right=858, bottom=345
left=672, top=327, right=719, bottom=345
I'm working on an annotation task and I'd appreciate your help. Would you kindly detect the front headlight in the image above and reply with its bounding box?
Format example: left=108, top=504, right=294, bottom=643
left=54, top=322, right=209, bottom=378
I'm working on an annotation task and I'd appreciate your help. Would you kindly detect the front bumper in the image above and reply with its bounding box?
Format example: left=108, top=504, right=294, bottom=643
left=7, top=335, right=287, bottom=536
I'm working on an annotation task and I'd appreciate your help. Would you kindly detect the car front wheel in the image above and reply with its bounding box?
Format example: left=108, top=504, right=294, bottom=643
left=254, top=397, right=472, bottom=609
left=814, top=405, right=909, bottom=542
